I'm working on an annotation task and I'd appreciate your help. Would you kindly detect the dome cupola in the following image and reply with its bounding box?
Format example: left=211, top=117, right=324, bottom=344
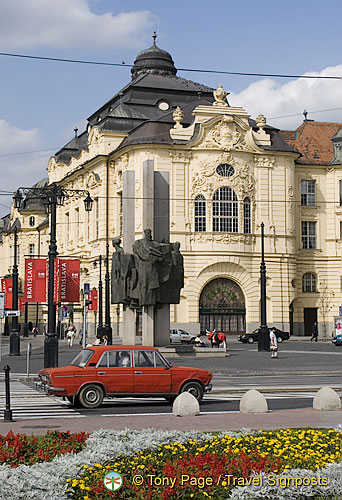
left=131, top=32, right=177, bottom=79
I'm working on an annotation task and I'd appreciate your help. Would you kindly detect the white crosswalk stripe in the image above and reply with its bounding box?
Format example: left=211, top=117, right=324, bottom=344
left=207, top=392, right=316, bottom=401
left=0, top=382, right=83, bottom=420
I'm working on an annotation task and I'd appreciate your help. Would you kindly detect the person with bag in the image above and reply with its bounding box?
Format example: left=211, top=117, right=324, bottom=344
left=311, top=322, right=318, bottom=342
left=269, top=327, right=278, bottom=358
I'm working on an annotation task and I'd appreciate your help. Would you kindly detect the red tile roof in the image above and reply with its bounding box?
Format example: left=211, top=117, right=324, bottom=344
left=280, top=121, right=342, bottom=165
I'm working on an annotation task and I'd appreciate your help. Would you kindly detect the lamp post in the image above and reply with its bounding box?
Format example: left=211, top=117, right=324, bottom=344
left=258, top=222, right=269, bottom=351
left=9, top=226, right=20, bottom=356
left=14, top=184, right=94, bottom=367
left=93, top=255, right=104, bottom=340
left=103, top=243, right=112, bottom=344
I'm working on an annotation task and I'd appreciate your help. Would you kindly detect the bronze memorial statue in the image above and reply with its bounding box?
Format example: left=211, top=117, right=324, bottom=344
left=111, top=229, right=184, bottom=306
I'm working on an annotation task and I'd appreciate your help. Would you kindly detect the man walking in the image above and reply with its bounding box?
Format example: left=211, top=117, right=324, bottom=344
left=269, top=327, right=278, bottom=358
left=311, top=322, right=318, bottom=342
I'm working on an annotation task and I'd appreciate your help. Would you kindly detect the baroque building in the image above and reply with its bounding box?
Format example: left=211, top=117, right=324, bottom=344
left=1, top=37, right=342, bottom=339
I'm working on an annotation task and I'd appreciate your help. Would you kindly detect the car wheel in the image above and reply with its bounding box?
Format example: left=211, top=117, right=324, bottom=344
left=180, top=381, right=204, bottom=401
left=247, top=337, right=254, bottom=343
left=277, top=337, right=283, bottom=343
left=78, top=384, right=104, bottom=409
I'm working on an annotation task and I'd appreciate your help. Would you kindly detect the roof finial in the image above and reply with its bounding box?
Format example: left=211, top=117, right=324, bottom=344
left=303, top=109, right=308, bottom=121
left=74, top=127, right=78, bottom=138
left=152, top=31, right=157, bottom=45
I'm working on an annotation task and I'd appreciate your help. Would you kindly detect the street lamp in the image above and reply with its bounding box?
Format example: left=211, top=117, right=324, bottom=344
left=9, top=226, right=20, bottom=356
left=14, top=183, right=93, bottom=367
left=93, top=256, right=104, bottom=339
left=103, top=244, right=112, bottom=344
left=258, top=222, right=269, bottom=351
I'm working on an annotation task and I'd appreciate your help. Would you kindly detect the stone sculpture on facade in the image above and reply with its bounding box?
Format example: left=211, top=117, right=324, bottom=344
left=213, top=84, right=228, bottom=106
left=111, top=229, right=184, bottom=307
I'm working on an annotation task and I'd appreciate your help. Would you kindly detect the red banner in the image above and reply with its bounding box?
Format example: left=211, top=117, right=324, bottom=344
left=25, top=258, right=47, bottom=302
left=1, top=278, right=13, bottom=309
left=18, top=298, right=25, bottom=313
left=58, top=259, right=80, bottom=303
left=88, top=289, right=98, bottom=311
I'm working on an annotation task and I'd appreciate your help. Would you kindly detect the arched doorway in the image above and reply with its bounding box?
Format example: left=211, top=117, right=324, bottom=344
left=199, top=278, right=246, bottom=335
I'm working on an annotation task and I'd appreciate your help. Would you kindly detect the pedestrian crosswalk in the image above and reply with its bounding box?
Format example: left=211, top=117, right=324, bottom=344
left=0, top=381, right=83, bottom=420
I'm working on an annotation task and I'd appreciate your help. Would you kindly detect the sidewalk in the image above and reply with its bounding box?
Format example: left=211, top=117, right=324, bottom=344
left=0, top=407, right=340, bottom=435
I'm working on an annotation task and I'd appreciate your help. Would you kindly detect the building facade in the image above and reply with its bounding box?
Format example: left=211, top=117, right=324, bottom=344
left=1, top=39, right=342, bottom=339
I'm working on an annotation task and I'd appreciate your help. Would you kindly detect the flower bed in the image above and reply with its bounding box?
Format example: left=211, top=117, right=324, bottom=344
left=0, top=430, right=88, bottom=467
left=0, top=428, right=340, bottom=500
left=67, top=429, right=342, bottom=500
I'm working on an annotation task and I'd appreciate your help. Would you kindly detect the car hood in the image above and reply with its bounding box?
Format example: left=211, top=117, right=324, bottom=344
left=39, top=365, right=83, bottom=376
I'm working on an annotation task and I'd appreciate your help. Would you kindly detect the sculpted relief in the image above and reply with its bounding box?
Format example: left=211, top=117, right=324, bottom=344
left=190, top=152, right=255, bottom=201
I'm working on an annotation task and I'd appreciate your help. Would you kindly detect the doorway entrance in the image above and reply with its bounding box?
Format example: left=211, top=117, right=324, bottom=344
left=199, top=278, right=245, bottom=335
left=304, top=307, right=317, bottom=336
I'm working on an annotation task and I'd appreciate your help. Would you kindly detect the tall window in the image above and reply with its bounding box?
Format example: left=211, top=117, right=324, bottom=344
left=75, top=207, right=79, bottom=242
left=213, top=187, right=238, bottom=232
left=119, top=192, right=123, bottom=236
left=301, top=180, right=316, bottom=206
left=243, top=197, right=251, bottom=234
left=29, top=216, right=35, bottom=227
left=29, top=243, right=35, bottom=257
left=301, top=221, right=316, bottom=249
left=65, top=212, right=69, bottom=245
left=302, top=273, right=317, bottom=292
left=194, top=195, right=206, bottom=232
left=339, top=180, right=342, bottom=206
left=94, top=198, right=99, bottom=239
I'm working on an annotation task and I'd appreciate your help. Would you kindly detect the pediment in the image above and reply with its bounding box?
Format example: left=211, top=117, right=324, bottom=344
left=189, top=114, right=263, bottom=153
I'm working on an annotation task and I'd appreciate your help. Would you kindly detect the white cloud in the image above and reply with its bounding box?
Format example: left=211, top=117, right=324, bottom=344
left=0, top=0, right=156, bottom=51
left=229, top=65, right=342, bottom=129
left=0, top=120, right=48, bottom=215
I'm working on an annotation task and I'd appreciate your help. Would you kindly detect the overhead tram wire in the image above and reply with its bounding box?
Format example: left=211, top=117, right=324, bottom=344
left=0, top=51, right=341, bottom=80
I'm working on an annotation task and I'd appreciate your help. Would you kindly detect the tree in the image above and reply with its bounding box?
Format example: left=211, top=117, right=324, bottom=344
left=319, top=281, right=335, bottom=338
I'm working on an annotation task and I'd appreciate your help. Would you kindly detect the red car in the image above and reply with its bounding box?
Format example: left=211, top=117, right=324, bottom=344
left=36, top=345, right=213, bottom=408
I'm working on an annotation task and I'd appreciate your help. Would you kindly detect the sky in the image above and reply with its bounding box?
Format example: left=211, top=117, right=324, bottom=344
left=0, top=0, right=342, bottom=215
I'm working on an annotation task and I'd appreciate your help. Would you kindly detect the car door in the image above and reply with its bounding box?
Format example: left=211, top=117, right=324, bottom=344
left=133, top=350, right=171, bottom=394
left=96, top=350, right=134, bottom=394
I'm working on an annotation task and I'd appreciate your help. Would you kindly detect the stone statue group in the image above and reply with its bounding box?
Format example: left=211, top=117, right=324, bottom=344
left=111, top=228, right=184, bottom=307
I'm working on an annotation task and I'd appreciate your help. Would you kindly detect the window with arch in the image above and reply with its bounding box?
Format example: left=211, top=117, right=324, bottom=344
left=194, top=195, right=206, bottom=232
left=302, top=272, right=317, bottom=292
left=243, top=197, right=251, bottom=233
left=213, top=187, right=238, bottom=232
left=216, top=164, right=235, bottom=177
left=29, top=216, right=35, bottom=227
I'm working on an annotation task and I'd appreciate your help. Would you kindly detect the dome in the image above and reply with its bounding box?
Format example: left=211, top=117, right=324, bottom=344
left=131, top=33, right=177, bottom=79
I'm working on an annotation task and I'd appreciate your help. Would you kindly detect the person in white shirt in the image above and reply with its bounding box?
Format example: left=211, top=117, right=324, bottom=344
left=269, top=328, right=278, bottom=358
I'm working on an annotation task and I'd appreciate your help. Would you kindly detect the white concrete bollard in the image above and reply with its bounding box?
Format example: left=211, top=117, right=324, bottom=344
left=172, top=392, right=200, bottom=417
left=313, top=387, right=342, bottom=411
left=239, top=389, right=268, bottom=413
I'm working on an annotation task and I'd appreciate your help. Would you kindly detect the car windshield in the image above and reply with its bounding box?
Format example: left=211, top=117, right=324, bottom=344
left=70, top=349, right=94, bottom=367
left=158, top=351, right=172, bottom=367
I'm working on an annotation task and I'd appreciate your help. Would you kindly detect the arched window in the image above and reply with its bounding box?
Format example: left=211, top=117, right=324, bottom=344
left=216, top=164, right=235, bottom=177
left=29, top=216, right=35, bottom=227
left=194, top=195, right=206, bottom=232
left=302, top=273, right=317, bottom=292
left=243, top=197, right=251, bottom=234
left=213, top=187, right=238, bottom=232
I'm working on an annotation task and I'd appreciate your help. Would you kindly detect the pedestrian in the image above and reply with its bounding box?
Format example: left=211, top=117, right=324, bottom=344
left=43, top=324, right=47, bottom=335
left=194, top=333, right=206, bottom=347
left=103, top=335, right=109, bottom=346
left=311, top=322, right=318, bottom=342
left=32, top=326, right=38, bottom=337
left=269, top=327, right=278, bottom=358
left=66, top=326, right=75, bottom=347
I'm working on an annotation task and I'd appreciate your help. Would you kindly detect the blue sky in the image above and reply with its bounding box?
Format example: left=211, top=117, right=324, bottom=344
left=1, top=0, right=342, bottom=215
